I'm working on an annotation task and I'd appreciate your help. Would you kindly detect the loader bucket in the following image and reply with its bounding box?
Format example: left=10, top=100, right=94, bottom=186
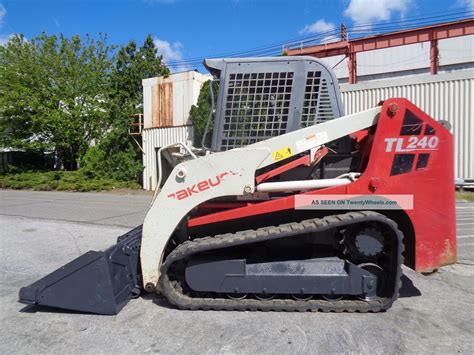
left=18, top=226, right=142, bottom=315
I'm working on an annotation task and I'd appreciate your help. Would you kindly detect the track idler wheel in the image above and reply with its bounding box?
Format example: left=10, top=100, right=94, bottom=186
left=356, top=263, right=387, bottom=301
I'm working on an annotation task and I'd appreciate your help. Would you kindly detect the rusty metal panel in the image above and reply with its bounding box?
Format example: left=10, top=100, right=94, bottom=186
left=152, top=82, right=173, bottom=128
left=142, top=126, right=194, bottom=190
left=143, top=71, right=211, bottom=129
left=340, top=71, right=474, bottom=179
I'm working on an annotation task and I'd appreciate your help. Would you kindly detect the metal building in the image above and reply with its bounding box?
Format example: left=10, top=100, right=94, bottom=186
left=340, top=71, right=473, bottom=179
left=141, top=71, right=211, bottom=190
left=288, top=19, right=474, bottom=179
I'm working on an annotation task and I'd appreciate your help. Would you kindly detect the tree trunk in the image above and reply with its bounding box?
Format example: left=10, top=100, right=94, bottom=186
left=57, top=148, right=78, bottom=170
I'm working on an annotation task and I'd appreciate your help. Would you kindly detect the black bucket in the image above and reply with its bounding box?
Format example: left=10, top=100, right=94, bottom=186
left=19, top=226, right=142, bottom=315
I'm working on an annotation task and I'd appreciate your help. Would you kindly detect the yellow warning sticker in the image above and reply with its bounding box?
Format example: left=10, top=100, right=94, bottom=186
left=272, top=146, right=293, bottom=162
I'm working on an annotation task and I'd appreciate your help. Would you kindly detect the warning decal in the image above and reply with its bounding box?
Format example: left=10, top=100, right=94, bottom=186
left=295, top=131, right=329, bottom=153
left=272, top=146, right=293, bottom=162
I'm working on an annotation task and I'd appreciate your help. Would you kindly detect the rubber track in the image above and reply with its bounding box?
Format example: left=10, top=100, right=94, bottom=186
left=159, top=211, right=404, bottom=312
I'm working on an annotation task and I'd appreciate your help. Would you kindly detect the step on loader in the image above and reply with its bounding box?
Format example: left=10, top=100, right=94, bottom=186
left=19, top=57, right=456, bottom=314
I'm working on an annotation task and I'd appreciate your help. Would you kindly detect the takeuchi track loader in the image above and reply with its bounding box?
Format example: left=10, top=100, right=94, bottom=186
left=19, top=57, right=456, bottom=314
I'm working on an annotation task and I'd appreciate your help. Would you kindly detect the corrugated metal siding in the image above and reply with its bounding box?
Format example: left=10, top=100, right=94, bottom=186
left=340, top=71, right=474, bottom=179
left=142, top=126, right=194, bottom=190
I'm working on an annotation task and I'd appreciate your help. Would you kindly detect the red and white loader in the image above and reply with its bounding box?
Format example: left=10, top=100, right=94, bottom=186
left=19, top=57, right=456, bottom=314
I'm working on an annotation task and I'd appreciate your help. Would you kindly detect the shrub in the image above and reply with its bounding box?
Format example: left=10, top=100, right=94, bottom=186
left=80, top=144, right=143, bottom=181
left=0, top=170, right=141, bottom=192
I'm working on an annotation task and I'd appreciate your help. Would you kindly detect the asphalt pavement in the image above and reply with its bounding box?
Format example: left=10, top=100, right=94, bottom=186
left=0, top=190, right=473, bottom=354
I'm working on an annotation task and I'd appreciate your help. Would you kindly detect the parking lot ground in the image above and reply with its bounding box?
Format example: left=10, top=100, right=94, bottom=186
left=1, top=190, right=473, bottom=354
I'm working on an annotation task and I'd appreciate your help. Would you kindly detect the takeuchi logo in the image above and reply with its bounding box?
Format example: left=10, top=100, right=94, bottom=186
left=167, top=171, right=239, bottom=200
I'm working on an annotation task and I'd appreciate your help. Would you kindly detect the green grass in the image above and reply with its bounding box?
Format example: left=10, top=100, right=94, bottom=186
left=456, top=190, right=474, bottom=202
left=0, top=170, right=141, bottom=192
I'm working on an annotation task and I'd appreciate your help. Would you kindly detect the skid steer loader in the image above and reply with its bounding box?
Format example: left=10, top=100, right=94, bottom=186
left=19, top=57, right=456, bottom=314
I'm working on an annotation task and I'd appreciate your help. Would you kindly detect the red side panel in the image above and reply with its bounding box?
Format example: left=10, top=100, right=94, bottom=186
left=345, top=99, right=456, bottom=271
left=187, top=99, right=456, bottom=272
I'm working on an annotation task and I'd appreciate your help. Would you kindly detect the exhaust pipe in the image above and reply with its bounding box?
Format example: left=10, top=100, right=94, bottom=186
left=18, top=226, right=142, bottom=315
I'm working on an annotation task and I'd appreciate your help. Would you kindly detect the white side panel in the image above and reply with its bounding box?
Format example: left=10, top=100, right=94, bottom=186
left=142, top=126, right=194, bottom=191
left=142, top=85, right=153, bottom=129
left=357, top=42, right=430, bottom=76
left=439, top=34, right=474, bottom=67
left=170, top=71, right=212, bottom=126
left=172, top=79, right=186, bottom=126
left=191, top=73, right=209, bottom=106
left=340, top=71, right=474, bottom=179
left=320, top=54, right=349, bottom=79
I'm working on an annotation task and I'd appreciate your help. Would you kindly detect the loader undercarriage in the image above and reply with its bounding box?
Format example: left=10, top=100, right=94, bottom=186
left=159, top=211, right=404, bottom=312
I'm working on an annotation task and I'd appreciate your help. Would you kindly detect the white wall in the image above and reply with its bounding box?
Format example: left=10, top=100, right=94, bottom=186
left=439, top=34, right=474, bottom=67
left=319, top=35, right=474, bottom=82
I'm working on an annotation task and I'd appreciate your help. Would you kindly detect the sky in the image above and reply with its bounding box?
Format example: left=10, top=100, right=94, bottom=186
left=0, top=0, right=473, bottom=71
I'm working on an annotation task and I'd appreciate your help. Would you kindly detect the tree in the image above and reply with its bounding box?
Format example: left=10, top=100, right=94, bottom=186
left=0, top=33, right=170, bottom=179
left=112, top=34, right=169, bottom=104
left=81, top=34, right=170, bottom=180
left=189, top=80, right=217, bottom=147
left=0, top=33, right=114, bottom=170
